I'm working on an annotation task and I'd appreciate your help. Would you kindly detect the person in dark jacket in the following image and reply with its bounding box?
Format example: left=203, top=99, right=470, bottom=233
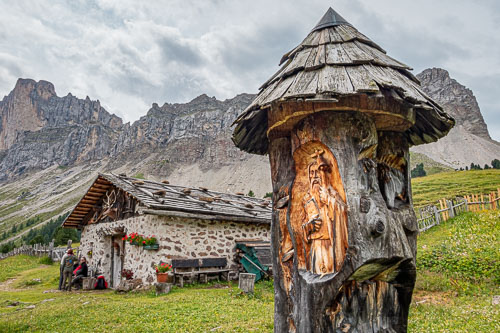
left=71, top=257, right=88, bottom=289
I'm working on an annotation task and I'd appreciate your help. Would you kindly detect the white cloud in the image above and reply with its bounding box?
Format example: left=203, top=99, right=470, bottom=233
left=0, top=0, right=498, bottom=140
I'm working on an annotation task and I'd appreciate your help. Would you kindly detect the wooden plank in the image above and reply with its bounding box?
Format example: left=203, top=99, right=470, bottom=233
left=260, top=75, right=296, bottom=105
left=327, top=27, right=343, bottom=43
left=73, top=208, right=91, bottom=213
left=335, top=24, right=357, bottom=42
left=376, top=67, right=426, bottom=103
left=318, top=29, right=330, bottom=45
left=283, top=70, right=319, bottom=98
left=81, top=199, right=99, bottom=205
left=345, top=66, right=380, bottom=93
left=313, top=44, right=326, bottom=68
left=84, top=194, right=101, bottom=200
left=363, top=64, right=395, bottom=87
left=317, top=65, right=354, bottom=95
left=304, top=47, right=319, bottom=69
left=142, top=209, right=270, bottom=224
left=481, top=193, right=485, bottom=210
left=91, top=183, right=110, bottom=190
left=282, top=48, right=313, bottom=77
left=355, top=41, right=409, bottom=69
left=325, top=43, right=352, bottom=65
left=301, top=31, right=321, bottom=47
left=78, top=203, right=95, bottom=208
left=341, top=42, right=373, bottom=63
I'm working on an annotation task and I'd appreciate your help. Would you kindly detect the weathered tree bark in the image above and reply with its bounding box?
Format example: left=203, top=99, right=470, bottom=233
left=269, top=111, right=417, bottom=332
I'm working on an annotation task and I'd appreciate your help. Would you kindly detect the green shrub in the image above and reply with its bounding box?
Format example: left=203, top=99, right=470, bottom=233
left=38, top=256, right=54, bottom=265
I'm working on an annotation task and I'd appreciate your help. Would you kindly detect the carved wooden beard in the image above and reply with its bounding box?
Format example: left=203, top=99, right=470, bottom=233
left=309, top=166, right=322, bottom=206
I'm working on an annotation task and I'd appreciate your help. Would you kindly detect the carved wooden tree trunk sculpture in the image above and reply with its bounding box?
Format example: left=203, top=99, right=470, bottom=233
left=233, top=8, right=454, bottom=332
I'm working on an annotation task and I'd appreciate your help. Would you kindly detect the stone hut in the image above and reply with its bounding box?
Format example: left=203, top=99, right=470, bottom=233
left=62, top=173, right=271, bottom=287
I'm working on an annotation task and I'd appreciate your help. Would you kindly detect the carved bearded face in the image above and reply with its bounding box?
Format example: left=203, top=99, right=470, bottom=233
left=308, top=163, right=322, bottom=191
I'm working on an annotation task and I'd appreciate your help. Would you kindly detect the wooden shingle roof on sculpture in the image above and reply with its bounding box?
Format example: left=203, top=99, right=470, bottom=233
left=232, top=7, right=455, bottom=154
left=62, top=173, right=271, bottom=228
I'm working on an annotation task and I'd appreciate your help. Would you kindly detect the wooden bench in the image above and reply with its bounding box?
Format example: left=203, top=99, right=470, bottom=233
left=172, top=258, right=230, bottom=287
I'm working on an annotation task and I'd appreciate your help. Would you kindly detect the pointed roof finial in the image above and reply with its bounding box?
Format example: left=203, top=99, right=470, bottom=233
left=312, top=7, right=351, bottom=32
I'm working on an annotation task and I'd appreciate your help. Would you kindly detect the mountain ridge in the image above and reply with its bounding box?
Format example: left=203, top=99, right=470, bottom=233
left=1, top=68, right=499, bottom=245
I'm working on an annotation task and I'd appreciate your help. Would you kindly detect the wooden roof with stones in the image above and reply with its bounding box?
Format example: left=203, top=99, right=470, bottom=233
left=62, top=173, right=271, bottom=228
left=232, top=7, right=455, bottom=154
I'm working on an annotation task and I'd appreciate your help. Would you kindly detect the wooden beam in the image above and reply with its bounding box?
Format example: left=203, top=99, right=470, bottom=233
left=88, top=187, right=107, bottom=193
left=87, top=190, right=105, bottom=196
left=84, top=194, right=101, bottom=200
left=78, top=203, right=95, bottom=208
left=81, top=199, right=98, bottom=204
left=74, top=207, right=90, bottom=211
left=141, top=209, right=270, bottom=224
left=92, top=183, right=111, bottom=190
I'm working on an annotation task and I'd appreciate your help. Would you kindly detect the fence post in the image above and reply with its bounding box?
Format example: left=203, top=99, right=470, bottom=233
left=67, top=239, right=72, bottom=249
left=48, top=241, right=53, bottom=260
left=433, top=205, right=440, bottom=225
left=448, top=200, right=455, bottom=218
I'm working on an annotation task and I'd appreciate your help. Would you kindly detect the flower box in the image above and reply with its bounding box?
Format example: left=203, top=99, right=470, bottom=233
left=144, top=244, right=159, bottom=250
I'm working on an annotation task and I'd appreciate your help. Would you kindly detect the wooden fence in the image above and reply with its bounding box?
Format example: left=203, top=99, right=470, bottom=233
left=0, top=240, right=78, bottom=261
left=417, top=188, right=500, bottom=232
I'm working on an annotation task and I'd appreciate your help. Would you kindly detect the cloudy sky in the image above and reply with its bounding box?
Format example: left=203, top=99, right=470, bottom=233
left=0, top=0, right=499, bottom=140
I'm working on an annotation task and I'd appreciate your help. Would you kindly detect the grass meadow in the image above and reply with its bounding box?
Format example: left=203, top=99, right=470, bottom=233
left=0, top=210, right=498, bottom=332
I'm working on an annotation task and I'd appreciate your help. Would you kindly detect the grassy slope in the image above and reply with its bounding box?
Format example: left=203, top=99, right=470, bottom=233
left=0, top=210, right=498, bottom=332
left=409, top=210, right=500, bottom=332
left=411, top=169, right=500, bottom=207
left=409, top=151, right=454, bottom=176
left=0, top=255, right=273, bottom=332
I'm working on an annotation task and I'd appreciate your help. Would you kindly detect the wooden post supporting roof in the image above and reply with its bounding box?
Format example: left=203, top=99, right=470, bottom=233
left=232, top=7, right=454, bottom=332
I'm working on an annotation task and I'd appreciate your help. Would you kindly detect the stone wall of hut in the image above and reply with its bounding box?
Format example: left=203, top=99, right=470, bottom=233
left=79, top=214, right=270, bottom=286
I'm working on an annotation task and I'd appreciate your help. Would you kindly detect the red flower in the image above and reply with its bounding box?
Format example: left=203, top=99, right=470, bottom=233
left=143, top=241, right=146, bottom=244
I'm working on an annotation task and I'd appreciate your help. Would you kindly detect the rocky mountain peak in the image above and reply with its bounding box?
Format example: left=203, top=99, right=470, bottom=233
left=0, top=78, right=124, bottom=179
left=0, top=79, right=56, bottom=150
left=417, top=68, right=491, bottom=140
left=13, top=78, right=56, bottom=100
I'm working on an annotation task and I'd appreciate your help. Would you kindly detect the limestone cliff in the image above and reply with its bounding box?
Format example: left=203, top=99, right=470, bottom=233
left=0, top=79, right=122, bottom=180
left=412, top=68, right=500, bottom=168
left=417, top=68, right=491, bottom=140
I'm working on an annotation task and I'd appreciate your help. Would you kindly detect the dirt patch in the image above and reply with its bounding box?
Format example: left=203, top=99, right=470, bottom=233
left=205, top=283, right=230, bottom=289
left=413, top=290, right=455, bottom=306
left=0, top=278, right=17, bottom=292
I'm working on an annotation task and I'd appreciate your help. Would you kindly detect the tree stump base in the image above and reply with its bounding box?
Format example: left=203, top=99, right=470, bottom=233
left=82, top=277, right=96, bottom=290
left=154, top=282, right=172, bottom=295
left=238, top=273, right=256, bottom=293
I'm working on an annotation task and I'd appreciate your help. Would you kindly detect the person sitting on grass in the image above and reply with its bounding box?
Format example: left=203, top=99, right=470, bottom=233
left=61, top=249, right=77, bottom=291
left=71, top=257, right=88, bottom=290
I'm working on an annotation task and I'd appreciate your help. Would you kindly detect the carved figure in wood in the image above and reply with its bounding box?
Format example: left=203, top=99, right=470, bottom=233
left=301, top=149, right=348, bottom=274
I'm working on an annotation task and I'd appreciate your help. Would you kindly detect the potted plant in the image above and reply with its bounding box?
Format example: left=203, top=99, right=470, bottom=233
left=154, top=262, right=173, bottom=283
left=121, top=269, right=134, bottom=280
left=143, top=235, right=159, bottom=250
left=123, top=233, right=144, bottom=246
